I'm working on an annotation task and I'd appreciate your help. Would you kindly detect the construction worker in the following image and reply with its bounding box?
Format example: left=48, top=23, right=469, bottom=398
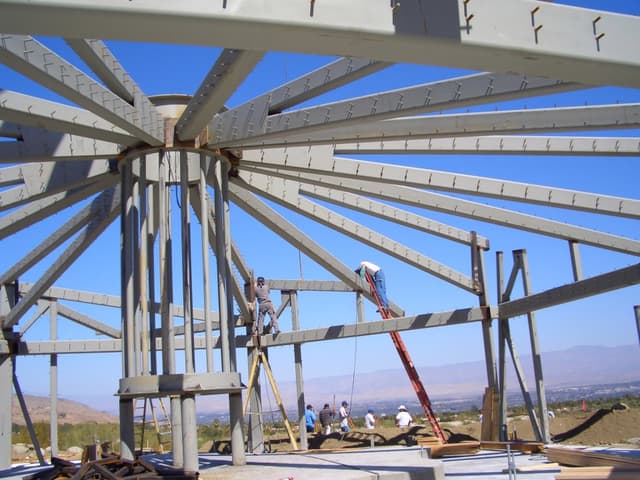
left=305, top=404, right=317, bottom=433
left=255, top=276, right=280, bottom=334
left=356, top=261, right=389, bottom=310
left=339, top=401, right=350, bottom=433
left=319, top=403, right=334, bottom=435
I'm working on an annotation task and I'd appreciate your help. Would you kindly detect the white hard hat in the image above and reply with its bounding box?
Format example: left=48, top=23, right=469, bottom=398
left=398, top=405, right=406, bottom=410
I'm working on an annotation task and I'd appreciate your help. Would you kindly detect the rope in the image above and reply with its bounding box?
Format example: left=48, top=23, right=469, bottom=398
left=348, top=324, right=358, bottom=422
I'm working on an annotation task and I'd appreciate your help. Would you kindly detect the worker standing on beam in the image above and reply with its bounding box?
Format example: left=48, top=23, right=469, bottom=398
left=356, top=261, right=389, bottom=311
left=255, top=276, right=280, bottom=334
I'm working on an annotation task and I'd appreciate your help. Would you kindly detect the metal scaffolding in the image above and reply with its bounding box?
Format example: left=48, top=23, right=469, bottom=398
left=0, top=0, right=638, bottom=472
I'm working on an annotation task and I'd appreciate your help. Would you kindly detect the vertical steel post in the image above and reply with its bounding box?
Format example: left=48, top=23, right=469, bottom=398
left=635, top=305, right=640, bottom=346
left=474, top=237, right=498, bottom=441
left=0, top=285, right=15, bottom=468
left=200, top=153, right=214, bottom=372
left=214, top=157, right=231, bottom=372
left=179, top=150, right=198, bottom=473
left=496, top=251, right=508, bottom=441
left=180, top=150, right=195, bottom=375
left=356, top=292, right=365, bottom=323
left=517, top=250, right=550, bottom=443
left=49, top=301, right=58, bottom=457
left=139, top=156, right=150, bottom=375
left=120, top=158, right=136, bottom=461
left=246, top=344, right=264, bottom=453
left=568, top=240, right=583, bottom=281
left=147, top=182, right=158, bottom=375
left=291, top=291, right=307, bottom=450
left=132, top=171, right=141, bottom=376
left=158, top=152, right=181, bottom=466
left=213, top=155, right=245, bottom=465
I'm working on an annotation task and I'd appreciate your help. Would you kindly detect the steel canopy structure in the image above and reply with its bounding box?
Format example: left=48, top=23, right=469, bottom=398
left=0, top=0, right=639, bottom=473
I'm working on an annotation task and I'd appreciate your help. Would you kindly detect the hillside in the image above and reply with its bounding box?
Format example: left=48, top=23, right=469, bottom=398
left=197, top=344, right=640, bottom=413
left=12, top=395, right=118, bottom=425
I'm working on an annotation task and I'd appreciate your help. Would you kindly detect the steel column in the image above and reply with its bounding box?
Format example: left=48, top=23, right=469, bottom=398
left=516, top=250, right=550, bottom=443
left=49, top=301, right=58, bottom=458
left=496, top=252, right=508, bottom=441
left=635, top=305, right=640, bottom=346
left=569, top=241, right=584, bottom=282
left=119, top=159, right=136, bottom=461
left=180, top=150, right=198, bottom=473
left=0, top=285, right=15, bottom=469
left=290, top=291, right=307, bottom=450
left=200, top=154, right=214, bottom=372
left=138, top=157, right=150, bottom=375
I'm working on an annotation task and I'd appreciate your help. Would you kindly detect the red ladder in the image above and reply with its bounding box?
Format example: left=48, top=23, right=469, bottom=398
left=364, top=271, right=447, bottom=443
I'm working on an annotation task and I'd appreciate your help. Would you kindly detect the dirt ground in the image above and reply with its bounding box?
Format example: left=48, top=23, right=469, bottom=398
left=213, top=405, right=640, bottom=453
left=13, top=406, right=640, bottom=462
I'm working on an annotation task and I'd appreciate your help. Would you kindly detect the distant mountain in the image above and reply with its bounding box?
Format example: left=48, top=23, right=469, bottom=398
left=12, top=395, right=118, bottom=425
left=196, top=344, right=640, bottom=413
left=13, top=345, right=639, bottom=422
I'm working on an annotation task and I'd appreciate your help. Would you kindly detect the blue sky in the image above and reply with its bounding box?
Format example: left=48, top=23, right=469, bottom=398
left=2, top=1, right=639, bottom=413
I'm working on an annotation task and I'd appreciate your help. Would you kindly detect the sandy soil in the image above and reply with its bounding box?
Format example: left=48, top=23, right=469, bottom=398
left=220, top=405, right=640, bottom=453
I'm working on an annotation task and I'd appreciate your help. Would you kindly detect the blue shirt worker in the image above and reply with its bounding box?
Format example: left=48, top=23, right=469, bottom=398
left=305, top=404, right=317, bottom=433
left=357, top=261, right=389, bottom=310
left=255, top=276, right=280, bottom=334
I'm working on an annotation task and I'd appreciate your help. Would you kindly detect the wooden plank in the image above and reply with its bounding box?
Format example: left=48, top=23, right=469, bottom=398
left=481, top=440, right=544, bottom=453
left=546, top=447, right=640, bottom=469
left=501, top=462, right=560, bottom=473
left=428, top=441, right=481, bottom=458
left=556, top=466, right=640, bottom=480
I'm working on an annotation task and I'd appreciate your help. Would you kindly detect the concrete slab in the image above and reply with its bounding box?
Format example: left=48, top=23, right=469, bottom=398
left=148, top=447, right=445, bottom=480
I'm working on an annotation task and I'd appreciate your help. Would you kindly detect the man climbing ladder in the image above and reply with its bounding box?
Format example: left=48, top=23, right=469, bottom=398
left=358, top=263, right=447, bottom=444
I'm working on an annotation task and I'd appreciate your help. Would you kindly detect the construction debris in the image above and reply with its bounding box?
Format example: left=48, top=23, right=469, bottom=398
left=29, top=455, right=196, bottom=480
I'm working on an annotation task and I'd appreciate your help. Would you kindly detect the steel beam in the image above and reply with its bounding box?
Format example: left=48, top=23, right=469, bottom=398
left=262, top=170, right=640, bottom=255
left=175, top=49, right=264, bottom=141
left=0, top=165, right=24, bottom=188
left=0, top=90, right=140, bottom=147
left=0, top=177, right=117, bottom=240
left=237, top=171, right=477, bottom=293
left=500, top=263, right=640, bottom=318
left=1, top=185, right=120, bottom=328
left=238, top=103, right=640, bottom=149
left=0, top=127, right=121, bottom=163
left=0, top=35, right=164, bottom=145
left=56, top=303, right=121, bottom=339
left=297, top=182, right=489, bottom=249
left=229, top=182, right=405, bottom=316
left=1, top=1, right=638, bottom=88
left=333, top=135, right=640, bottom=157
left=0, top=199, right=93, bottom=284
left=66, top=39, right=164, bottom=142
left=241, top=147, right=640, bottom=218
left=18, top=159, right=112, bottom=206
left=211, top=72, right=579, bottom=146
left=14, top=304, right=493, bottom=354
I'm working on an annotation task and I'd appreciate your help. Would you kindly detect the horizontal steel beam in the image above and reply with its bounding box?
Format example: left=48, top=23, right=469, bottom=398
left=0, top=34, right=164, bottom=145
left=212, top=72, right=579, bottom=146
left=0, top=1, right=638, bottom=88
left=237, top=170, right=478, bottom=293
left=0, top=90, right=140, bottom=147
left=499, top=263, right=640, bottom=318
left=333, top=136, right=640, bottom=156
left=241, top=146, right=640, bottom=218
left=265, top=169, right=640, bottom=256
left=238, top=103, right=640, bottom=149
left=11, top=304, right=496, bottom=355
left=176, top=49, right=264, bottom=141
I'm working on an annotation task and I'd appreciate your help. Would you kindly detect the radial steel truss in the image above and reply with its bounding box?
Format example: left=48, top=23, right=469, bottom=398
left=0, top=0, right=639, bottom=472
